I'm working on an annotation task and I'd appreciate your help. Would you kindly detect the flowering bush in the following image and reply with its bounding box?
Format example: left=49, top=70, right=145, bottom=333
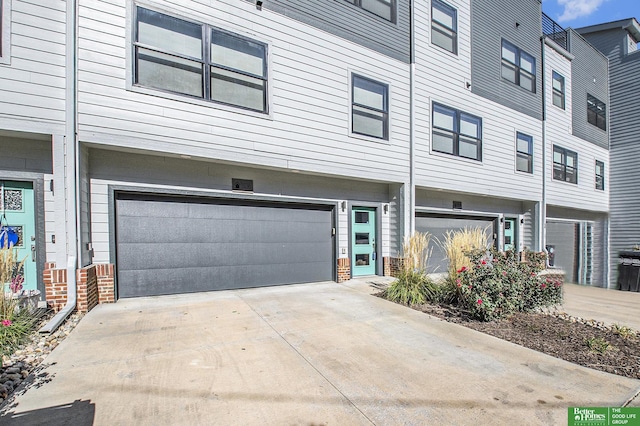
left=454, top=248, right=562, bottom=321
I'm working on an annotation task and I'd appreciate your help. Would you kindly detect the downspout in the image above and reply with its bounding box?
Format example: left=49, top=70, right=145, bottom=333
left=40, top=0, right=79, bottom=333
left=540, top=36, right=547, bottom=255
left=409, top=0, right=416, bottom=234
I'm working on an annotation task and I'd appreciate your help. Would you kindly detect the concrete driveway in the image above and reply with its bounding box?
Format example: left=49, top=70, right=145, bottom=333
left=1, top=278, right=639, bottom=425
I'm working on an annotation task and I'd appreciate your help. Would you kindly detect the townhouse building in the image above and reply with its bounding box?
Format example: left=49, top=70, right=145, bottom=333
left=577, top=18, right=640, bottom=288
left=0, top=0, right=618, bottom=315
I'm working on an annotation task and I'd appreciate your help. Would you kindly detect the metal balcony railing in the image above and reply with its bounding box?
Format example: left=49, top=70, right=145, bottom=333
left=542, top=12, right=568, bottom=51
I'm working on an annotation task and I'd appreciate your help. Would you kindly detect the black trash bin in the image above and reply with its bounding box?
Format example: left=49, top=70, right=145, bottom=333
left=618, top=251, right=640, bottom=291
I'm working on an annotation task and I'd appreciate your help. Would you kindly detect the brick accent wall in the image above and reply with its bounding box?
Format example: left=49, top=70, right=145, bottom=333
left=383, top=257, right=403, bottom=277
left=43, top=263, right=115, bottom=312
left=337, top=257, right=351, bottom=282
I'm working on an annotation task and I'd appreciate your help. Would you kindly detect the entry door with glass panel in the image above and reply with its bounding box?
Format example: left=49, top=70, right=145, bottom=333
left=1, top=181, right=37, bottom=291
left=504, top=218, right=517, bottom=252
left=352, top=208, right=376, bottom=276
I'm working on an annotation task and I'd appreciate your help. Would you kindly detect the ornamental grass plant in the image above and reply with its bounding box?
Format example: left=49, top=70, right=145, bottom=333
left=0, top=243, right=38, bottom=357
left=439, top=226, right=490, bottom=282
left=382, top=232, right=439, bottom=306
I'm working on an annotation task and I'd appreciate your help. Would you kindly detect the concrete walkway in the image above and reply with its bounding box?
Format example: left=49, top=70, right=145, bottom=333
left=560, top=283, right=640, bottom=331
left=1, top=278, right=639, bottom=425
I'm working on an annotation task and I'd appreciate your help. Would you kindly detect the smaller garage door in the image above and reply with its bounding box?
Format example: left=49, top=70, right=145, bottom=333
left=115, top=193, right=335, bottom=298
left=546, top=221, right=579, bottom=282
left=415, top=213, right=496, bottom=274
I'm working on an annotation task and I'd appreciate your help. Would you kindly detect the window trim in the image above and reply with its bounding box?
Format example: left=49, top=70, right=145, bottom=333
left=431, top=0, right=457, bottom=55
left=553, top=145, right=578, bottom=184
left=587, top=94, right=606, bottom=131
left=552, top=71, right=565, bottom=110
left=431, top=102, right=483, bottom=162
left=345, top=0, right=397, bottom=23
left=515, top=132, right=533, bottom=174
left=501, top=39, right=536, bottom=93
left=131, top=6, right=269, bottom=114
left=0, top=0, right=11, bottom=65
left=350, top=73, right=390, bottom=141
left=595, top=160, right=605, bottom=191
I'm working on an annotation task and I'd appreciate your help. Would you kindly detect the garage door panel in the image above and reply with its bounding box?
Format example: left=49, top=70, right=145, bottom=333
left=115, top=195, right=334, bottom=297
left=117, top=241, right=331, bottom=270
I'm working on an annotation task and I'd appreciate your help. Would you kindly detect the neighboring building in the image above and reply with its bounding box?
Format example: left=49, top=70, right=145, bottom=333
left=0, top=0, right=622, bottom=312
left=577, top=18, right=640, bottom=288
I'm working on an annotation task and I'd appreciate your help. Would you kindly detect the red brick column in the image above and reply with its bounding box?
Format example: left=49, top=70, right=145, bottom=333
left=43, top=265, right=68, bottom=312
left=44, top=263, right=115, bottom=312
left=77, top=265, right=98, bottom=313
left=337, top=258, right=351, bottom=282
left=383, top=257, right=403, bottom=278
left=96, top=264, right=115, bottom=304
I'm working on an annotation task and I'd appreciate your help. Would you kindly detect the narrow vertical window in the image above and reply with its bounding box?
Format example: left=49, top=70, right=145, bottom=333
left=352, top=74, right=389, bottom=140
left=553, top=145, right=578, bottom=184
left=516, top=132, right=533, bottom=174
left=552, top=71, right=565, bottom=109
left=587, top=94, right=606, bottom=131
left=501, top=39, right=536, bottom=93
left=431, top=0, right=457, bottom=54
left=595, top=160, right=605, bottom=190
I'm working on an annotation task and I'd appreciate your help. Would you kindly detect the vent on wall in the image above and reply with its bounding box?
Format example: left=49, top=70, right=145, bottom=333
left=232, top=178, right=254, bottom=192
left=453, top=201, right=462, bottom=210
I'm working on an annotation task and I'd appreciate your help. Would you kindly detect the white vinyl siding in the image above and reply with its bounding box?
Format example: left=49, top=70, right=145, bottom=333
left=77, top=0, right=410, bottom=183
left=345, top=0, right=395, bottom=23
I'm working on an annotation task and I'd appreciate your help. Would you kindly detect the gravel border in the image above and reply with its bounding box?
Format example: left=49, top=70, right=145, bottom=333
left=0, top=312, right=84, bottom=403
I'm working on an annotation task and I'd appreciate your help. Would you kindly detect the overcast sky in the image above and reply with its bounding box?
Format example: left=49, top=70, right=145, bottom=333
left=542, top=0, right=640, bottom=28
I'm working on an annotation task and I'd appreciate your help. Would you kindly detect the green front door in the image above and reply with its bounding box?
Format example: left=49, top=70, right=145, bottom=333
left=504, top=217, right=517, bottom=252
left=1, top=181, right=37, bottom=292
left=352, top=207, right=376, bottom=276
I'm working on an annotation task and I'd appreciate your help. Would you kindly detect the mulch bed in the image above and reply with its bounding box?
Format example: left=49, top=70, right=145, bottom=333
left=413, top=302, right=640, bottom=379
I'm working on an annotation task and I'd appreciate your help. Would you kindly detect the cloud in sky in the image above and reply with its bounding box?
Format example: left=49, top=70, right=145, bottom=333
left=556, top=0, right=607, bottom=22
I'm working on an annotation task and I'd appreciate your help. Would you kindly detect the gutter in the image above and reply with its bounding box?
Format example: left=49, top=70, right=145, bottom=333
left=40, top=0, right=79, bottom=333
left=409, top=0, right=415, bottom=234
left=540, top=36, right=547, bottom=254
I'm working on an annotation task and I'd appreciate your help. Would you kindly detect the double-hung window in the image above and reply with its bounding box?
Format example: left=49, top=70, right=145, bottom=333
left=432, top=103, right=482, bottom=161
left=516, top=132, right=533, bottom=174
left=587, top=94, right=606, bottom=131
left=552, top=71, right=565, bottom=109
left=431, top=0, right=457, bottom=54
left=134, top=7, right=268, bottom=113
left=553, top=145, right=578, bottom=184
left=351, top=74, right=389, bottom=140
left=595, top=160, right=605, bottom=190
left=501, top=39, right=536, bottom=92
left=346, top=0, right=395, bottom=22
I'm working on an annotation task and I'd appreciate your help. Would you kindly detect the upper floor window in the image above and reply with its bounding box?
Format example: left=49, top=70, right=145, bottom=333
left=0, top=0, right=10, bottom=64
left=501, top=39, right=536, bottom=93
left=431, top=0, right=457, bottom=54
left=516, top=132, right=533, bottom=174
left=552, top=71, right=565, bottom=109
left=352, top=74, right=389, bottom=140
left=595, top=160, right=605, bottom=190
left=134, top=7, right=268, bottom=113
left=553, top=145, right=577, bottom=184
left=345, top=0, right=395, bottom=22
left=432, top=103, right=482, bottom=161
left=587, top=94, right=606, bottom=131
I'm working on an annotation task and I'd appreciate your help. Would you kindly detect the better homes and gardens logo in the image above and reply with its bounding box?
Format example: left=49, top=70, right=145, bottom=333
left=572, top=408, right=607, bottom=425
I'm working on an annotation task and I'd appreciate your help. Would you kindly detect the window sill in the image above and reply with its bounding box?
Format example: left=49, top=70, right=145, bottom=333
left=348, top=131, right=391, bottom=145
left=128, top=84, right=274, bottom=121
left=429, top=149, right=482, bottom=165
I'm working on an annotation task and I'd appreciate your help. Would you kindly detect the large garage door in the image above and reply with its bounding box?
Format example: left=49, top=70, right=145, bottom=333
left=115, top=193, right=334, bottom=298
left=415, top=213, right=496, bottom=274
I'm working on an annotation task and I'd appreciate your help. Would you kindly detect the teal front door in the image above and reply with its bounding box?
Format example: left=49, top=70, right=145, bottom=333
left=1, top=181, right=37, bottom=292
left=352, top=208, right=376, bottom=276
left=504, top=218, right=517, bottom=252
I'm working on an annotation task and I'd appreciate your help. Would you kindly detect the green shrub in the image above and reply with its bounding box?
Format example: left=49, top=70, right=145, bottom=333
left=383, top=269, right=439, bottom=306
left=455, top=248, right=561, bottom=321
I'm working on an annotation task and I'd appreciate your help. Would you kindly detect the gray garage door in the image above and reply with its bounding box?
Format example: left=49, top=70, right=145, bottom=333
left=415, top=214, right=496, bottom=274
left=115, top=193, right=334, bottom=298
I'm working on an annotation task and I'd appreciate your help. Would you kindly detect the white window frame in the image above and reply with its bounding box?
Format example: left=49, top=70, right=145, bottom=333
left=129, top=5, right=271, bottom=116
left=431, top=0, right=457, bottom=54
left=0, top=0, right=11, bottom=65
left=350, top=73, right=390, bottom=141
